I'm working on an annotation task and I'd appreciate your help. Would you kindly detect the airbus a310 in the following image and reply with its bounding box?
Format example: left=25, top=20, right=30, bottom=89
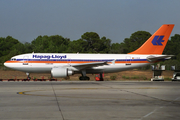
left=4, top=24, right=174, bottom=80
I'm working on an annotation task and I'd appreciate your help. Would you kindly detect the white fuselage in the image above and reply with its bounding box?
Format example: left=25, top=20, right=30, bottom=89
left=4, top=53, right=153, bottom=74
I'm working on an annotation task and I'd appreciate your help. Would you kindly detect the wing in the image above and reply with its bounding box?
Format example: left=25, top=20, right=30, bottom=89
left=147, top=55, right=174, bottom=62
left=71, top=61, right=109, bottom=70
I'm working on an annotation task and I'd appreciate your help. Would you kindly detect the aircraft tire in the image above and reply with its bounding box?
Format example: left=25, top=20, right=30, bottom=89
left=79, top=76, right=90, bottom=80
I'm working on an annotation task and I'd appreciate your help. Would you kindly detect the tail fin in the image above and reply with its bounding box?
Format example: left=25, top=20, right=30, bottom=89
left=128, top=24, right=174, bottom=54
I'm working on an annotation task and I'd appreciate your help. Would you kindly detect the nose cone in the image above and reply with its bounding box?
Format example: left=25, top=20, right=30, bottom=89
left=4, top=61, right=11, bottom=68
left=4, top=60, right=20, bottom=71
left=4, top=61, right=8, bottom=67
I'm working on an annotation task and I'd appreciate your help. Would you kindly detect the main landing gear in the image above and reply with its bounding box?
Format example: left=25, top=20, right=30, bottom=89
left=78, top=71, right=104, bottom=81
left=79, top=76, right=90, bottom=80
left=26, top=72, right=31, bottom=80
left=79, top=70, right=90, bottom=80
left=95, top=73, right=104, bottom=81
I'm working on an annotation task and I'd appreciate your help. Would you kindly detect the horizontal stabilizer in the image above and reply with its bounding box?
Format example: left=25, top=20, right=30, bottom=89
left=147, top=55, right=174, bottom=62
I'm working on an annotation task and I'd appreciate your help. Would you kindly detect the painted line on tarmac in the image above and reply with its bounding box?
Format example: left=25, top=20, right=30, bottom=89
left=139, top=96, right=180, bottom=120
left=17, top=87, right=159, bottom=100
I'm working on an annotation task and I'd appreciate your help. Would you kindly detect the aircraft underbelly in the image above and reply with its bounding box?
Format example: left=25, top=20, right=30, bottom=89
left=86, top=63, right=150, bottom=73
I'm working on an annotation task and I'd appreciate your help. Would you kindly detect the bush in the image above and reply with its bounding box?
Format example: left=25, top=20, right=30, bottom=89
left=164, top=77, right=172, bottom=81
left=64, top=76, right=70, bottom=80
left=110, top=75, right=117, bottom=80
left=122, top=75, right=130, bottom=79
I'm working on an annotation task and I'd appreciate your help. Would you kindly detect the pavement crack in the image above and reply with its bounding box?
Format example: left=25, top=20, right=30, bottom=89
left=98, top=82, right=180, bottom=106
left=51, top=82, right=65, bottom=120
left=121, top=89, right=180, bottom=106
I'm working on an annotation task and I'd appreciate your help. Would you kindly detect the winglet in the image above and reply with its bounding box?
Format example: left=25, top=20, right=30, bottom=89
left=128, top=24, right=174, bottom=54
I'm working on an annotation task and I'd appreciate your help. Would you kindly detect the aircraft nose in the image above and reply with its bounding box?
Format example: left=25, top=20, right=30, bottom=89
left=4, top=61, right=10, bottom=68
left=4, top=62, right=8, bottom=67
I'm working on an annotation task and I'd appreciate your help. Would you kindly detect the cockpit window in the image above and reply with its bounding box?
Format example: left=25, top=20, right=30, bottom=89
left=11, top=58, right=16, bottom=61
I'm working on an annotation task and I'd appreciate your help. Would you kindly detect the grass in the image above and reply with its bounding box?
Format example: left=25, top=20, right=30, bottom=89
left=164, top=77, right=172, bottom=81
left=0, top=69, right=174, bottom=81
left=122, top=75, right=148, bottom=80
left=110, top=75, right=117, bottom=80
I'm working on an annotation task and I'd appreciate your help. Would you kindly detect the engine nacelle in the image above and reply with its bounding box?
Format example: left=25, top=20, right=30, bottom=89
left=51, top=67, right=73, bottom=78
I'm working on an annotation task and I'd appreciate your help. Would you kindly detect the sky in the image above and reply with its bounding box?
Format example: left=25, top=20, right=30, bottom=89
left=0, top=0, right=180, bottom=43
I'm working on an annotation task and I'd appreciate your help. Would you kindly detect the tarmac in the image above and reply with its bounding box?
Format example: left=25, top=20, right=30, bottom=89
left=0, top=81, right=180, bottom=120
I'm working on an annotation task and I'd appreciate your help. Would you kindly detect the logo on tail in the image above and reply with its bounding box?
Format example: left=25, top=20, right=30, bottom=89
left=151, top=35, right=165, bottom=46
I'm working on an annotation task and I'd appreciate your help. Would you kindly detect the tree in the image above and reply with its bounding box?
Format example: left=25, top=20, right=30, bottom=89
left=31, top=35, right=70, bottom=53
left=99, top=37, right=111, bottom=53
left=81, top=32, right=100, bottom=53
left=24, top=42, right=33, bottom=53
left=0, top=36, right=22, bottom=63
left=31, top=35, right=43, bottom=52
left=163, top=34, right=180, bottom=57
left=66, top=39, right=88, bottom=53
left=110, top=43, right=128, bottom=53
left=0, top=36, right=19, bottom=56
left=81, top=32, right=112, bottom=53
left=123, top=31, right=151, bottom=53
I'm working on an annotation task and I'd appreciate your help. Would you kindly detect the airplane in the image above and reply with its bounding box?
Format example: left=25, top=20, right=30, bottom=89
left=4, top=24, right=174, bottom=80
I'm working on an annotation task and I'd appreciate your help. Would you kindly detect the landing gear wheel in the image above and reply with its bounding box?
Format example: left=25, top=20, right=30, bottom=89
left=79, top=76, right=90, bottom=80
left=27, top=77, right=31, bottom=80
left=85, top=76, right=90, bottom=80
left=26, top=72, right=31, bottom=80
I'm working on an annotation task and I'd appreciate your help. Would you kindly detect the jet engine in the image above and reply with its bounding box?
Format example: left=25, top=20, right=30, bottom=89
left=51, top=67, right=73, bottom=78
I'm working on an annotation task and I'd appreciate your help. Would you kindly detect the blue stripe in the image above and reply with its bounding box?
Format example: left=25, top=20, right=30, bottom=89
left=15, top=59, right=147, bottom=62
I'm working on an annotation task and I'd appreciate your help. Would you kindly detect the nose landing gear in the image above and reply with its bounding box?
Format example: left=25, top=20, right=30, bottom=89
left=26, top=72, right=31, bottom=80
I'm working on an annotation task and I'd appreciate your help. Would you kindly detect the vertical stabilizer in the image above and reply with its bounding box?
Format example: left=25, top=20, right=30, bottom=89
left=128, top=24, right=174, bottom=54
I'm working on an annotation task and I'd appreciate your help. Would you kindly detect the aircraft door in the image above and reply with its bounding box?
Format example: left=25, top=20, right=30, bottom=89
left=67, top=58, right=71, bottom=66
left=23, top=56, right=29, bottom=65
left=126, top=56, right=131, bottom=65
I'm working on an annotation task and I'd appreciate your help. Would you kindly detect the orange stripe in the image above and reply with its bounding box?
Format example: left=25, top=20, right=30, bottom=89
left=5, top=61, right=23, bottom=63
left=115, top=61, right=149, bottom=63
left=5, top=61, right=149, bottom=64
